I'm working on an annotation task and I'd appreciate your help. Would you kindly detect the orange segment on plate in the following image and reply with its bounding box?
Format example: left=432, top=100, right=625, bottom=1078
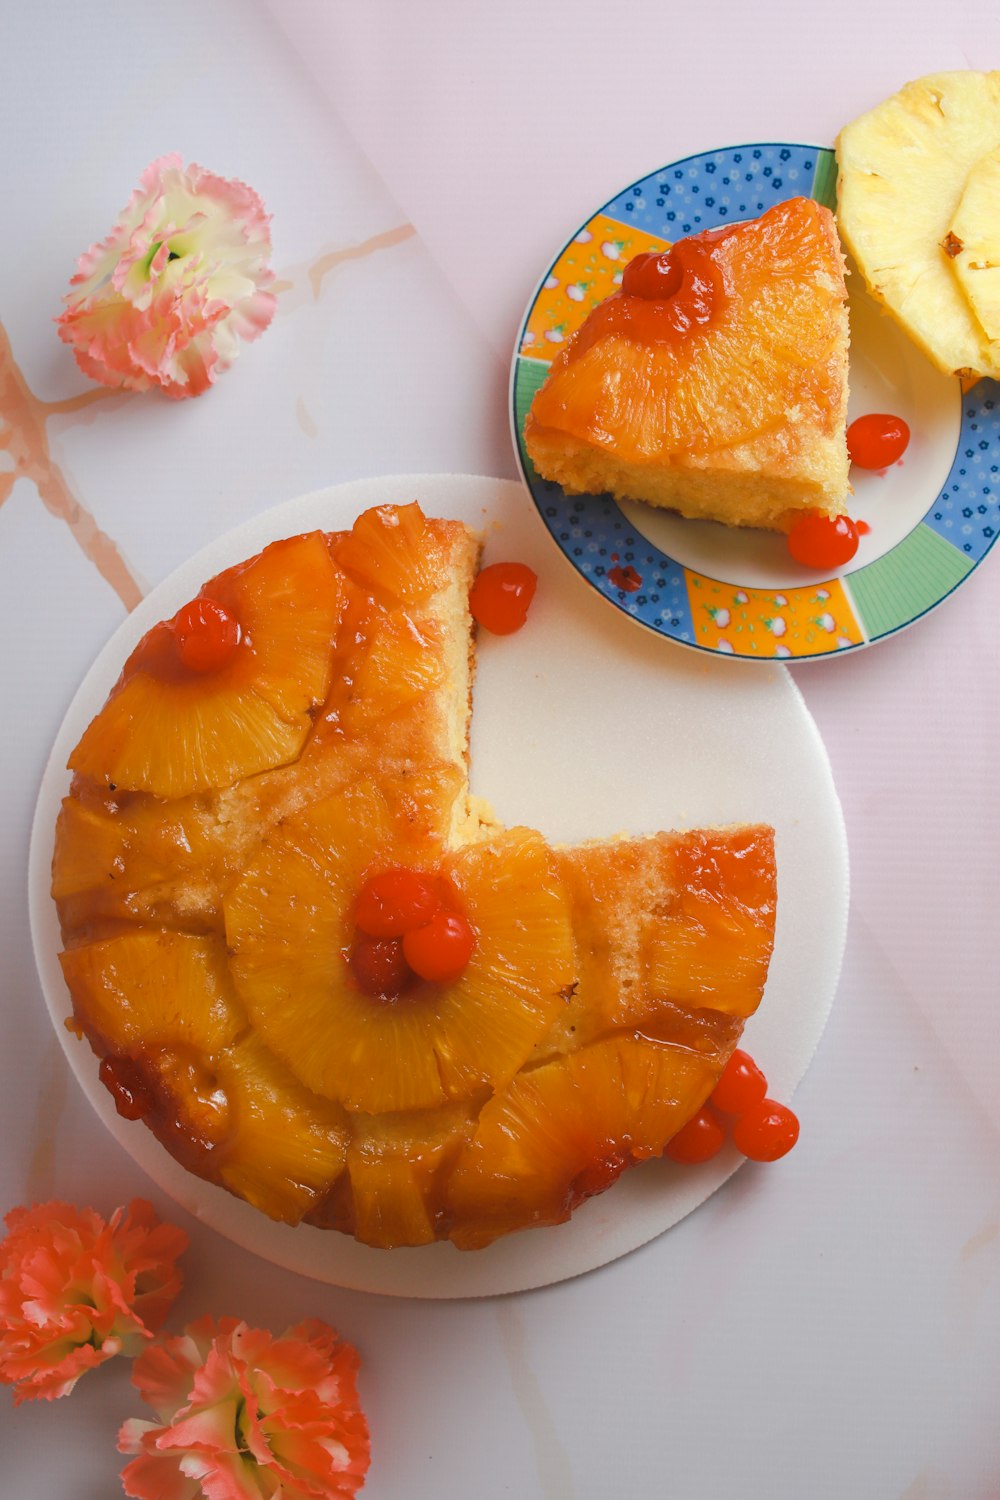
left=54, top=501, right=778, bottom=1248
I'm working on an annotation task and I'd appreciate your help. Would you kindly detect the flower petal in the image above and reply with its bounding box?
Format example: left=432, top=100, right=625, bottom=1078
left=58, top=157, right=275, bottom=399
left=0, top=1200, right=185, bottom=1404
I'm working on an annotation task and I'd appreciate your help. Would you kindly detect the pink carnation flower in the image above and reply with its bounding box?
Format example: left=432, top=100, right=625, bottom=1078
left=0, top=1200, right=188, bottom=1404
left=57, top=154, right=276, bottom=398
left=120, top=1316, right=370, bottom=1500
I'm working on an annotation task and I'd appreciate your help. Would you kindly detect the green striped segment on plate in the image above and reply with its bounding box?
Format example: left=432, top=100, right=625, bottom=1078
left=513, top=357, right=551, bottom=476
left=847, top=523, right=972, bottom=639
left=810, top=149, right=838, bottom=211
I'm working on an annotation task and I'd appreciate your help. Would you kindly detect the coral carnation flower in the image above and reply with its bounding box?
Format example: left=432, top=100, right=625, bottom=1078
left=119, top=1316, right=370, bottom=1500
left=0, top=1200, right=187, bottom=1404
left=57, top=154, right=276, bottom=398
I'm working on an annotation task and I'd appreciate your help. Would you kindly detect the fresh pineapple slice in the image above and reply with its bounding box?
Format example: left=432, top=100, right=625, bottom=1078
left=836, top=70, right=1000, bottom=378
left=68, top=532, right=344, bottom=798
left=225, top=805, right=575, bottom=1115
left=446, top=1034, right=719, bottom=1249
left=948, top=145, right=1000, bottom=344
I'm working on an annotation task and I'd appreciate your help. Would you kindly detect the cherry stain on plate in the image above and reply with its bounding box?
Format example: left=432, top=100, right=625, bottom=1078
left=609, top=564, right=642, bottom=592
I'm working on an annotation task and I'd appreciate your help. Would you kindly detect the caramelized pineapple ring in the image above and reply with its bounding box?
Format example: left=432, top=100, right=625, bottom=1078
left=326, top=1101, right=476, bottom=1248
left=340, top=611, right=446, bottom=734
left=225, top=789, right=576, bottom=1115
left=68, top=533, right=345, bottom=798
left=446, top=1034, right=719, bottom=1250
left=213, top=1036, right=350, bottom=1225
left=59, top=930, right=244, bottom=1056
left=59, top=931, right=349, bottom=1224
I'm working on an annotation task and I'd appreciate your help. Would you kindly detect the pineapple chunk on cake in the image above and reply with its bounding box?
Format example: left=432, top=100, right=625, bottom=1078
left=552, top=826, right=776, bottom=1049
left=524, top=197, right=850, bottom=533
left=55, top=501, right=778, bottom=1249
left=836, top=70, right=1000, bottom=379
left=446, top=1035, right=720, bottom=1249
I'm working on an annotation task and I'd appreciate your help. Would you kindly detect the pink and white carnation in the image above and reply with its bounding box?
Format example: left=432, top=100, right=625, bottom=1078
left=0, top=1199, right=188, bottom=1404
left=119, top=1315, right=370, bottom=1500
left=57, top=154, right=276, bottom=398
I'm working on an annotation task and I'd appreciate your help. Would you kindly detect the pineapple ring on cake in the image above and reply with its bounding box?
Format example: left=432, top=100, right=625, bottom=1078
left=54, top=502, right=778, bottom=1249
left=224, top=795, right=575, bottom=1115
left=68, top=532, right=346, bottom=799
left=524, top=197, right=850, bottom=534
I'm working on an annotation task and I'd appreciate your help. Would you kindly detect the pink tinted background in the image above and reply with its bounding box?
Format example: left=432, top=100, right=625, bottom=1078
left=3, top=3, right=1000, bottom=1493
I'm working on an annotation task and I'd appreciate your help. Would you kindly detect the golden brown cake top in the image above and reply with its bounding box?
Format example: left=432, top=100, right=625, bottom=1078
left=54, top=502, right=777, bottom=1249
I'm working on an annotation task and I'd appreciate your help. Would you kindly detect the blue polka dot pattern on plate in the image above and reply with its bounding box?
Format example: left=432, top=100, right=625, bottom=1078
left=530, top=478, right=696, bottom=641
left=922, top=382, right=1000, bottom=562
left=603, top=144, right=821, bottom=236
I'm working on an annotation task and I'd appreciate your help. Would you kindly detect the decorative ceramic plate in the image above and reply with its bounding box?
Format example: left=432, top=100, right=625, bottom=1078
left=511, top=143, right=1000, bottom=662
left=30, top=474, right=848, bottom=1297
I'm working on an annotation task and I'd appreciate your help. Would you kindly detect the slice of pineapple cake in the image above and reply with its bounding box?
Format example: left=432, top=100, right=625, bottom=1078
left=524, top=197, right=850, bottom=534
left=54, top=503, right=776, bottom=1248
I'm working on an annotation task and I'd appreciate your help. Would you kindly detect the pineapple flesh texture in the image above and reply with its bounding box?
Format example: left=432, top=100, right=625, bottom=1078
left=948, top=146, right=1000, bottom=347
left=836, top=70, right=1000, bottom=379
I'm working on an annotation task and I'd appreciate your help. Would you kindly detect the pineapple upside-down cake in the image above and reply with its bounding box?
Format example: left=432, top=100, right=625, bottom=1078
left=524, top=197, right=850, bottom=533
left=53, top=503, right=776, bottom=1250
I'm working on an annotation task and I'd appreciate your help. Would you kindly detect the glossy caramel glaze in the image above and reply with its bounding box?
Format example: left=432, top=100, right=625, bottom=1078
left=54, top=503, right=777, bottom=1247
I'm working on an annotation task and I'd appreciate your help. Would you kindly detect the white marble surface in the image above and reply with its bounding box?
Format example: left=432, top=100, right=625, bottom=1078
left=2, top=3, right=999, bottom=1497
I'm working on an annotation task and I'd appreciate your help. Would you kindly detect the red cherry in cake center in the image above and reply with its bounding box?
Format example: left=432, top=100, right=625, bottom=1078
left=622, top=248, right=684, bottom=302
left=350, top=868, right=476, bottom=993
left=620, top=236, right=726, bottom=335
left=403, top=909, right=476, bottom=983
left=173, top=597, right=242, bottom=673
left=349, top=931, right=413, bottom=999
left=355, top=868, right=442, bottom=938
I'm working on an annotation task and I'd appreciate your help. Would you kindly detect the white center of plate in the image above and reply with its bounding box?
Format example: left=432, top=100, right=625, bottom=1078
left=618, top=269, right=961, bottom=589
